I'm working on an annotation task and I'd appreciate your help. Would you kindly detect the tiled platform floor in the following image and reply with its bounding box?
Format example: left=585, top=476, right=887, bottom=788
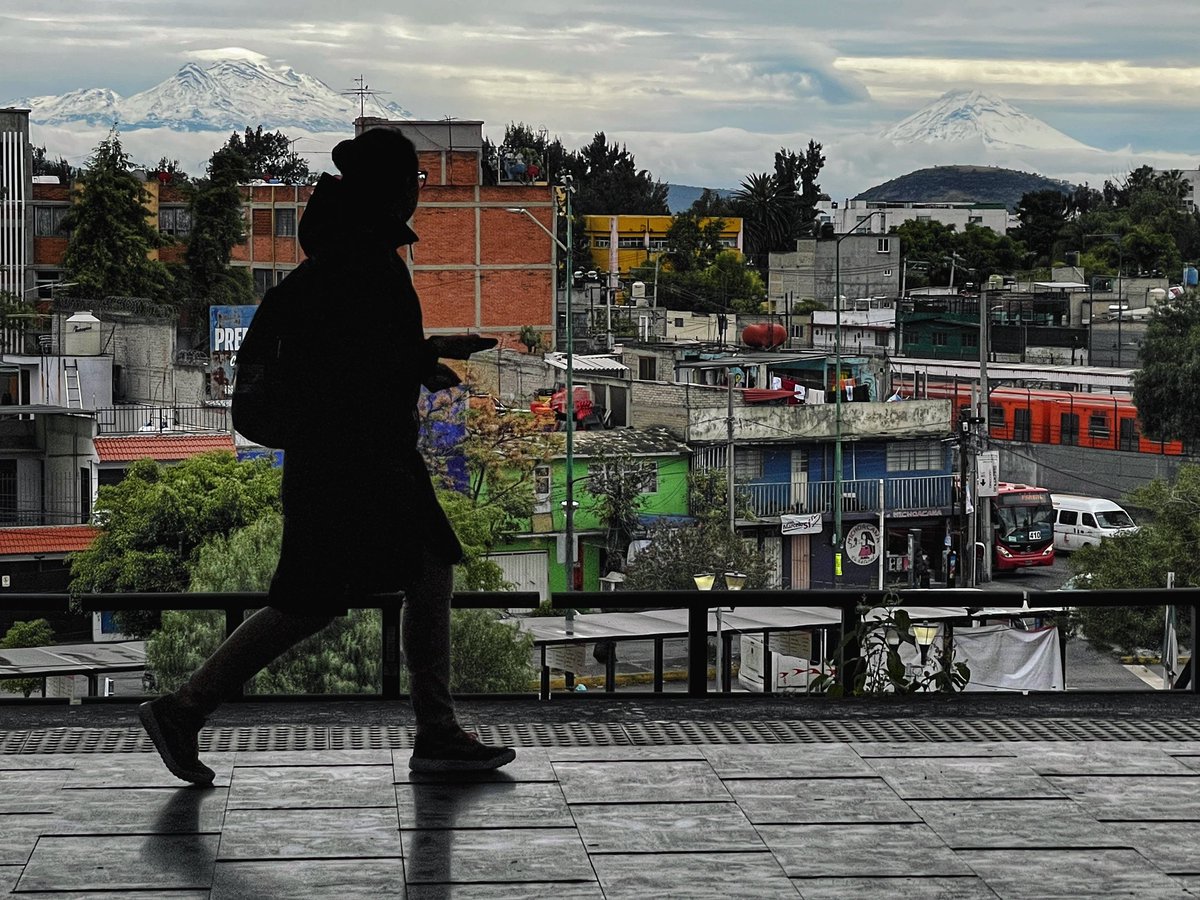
left=5, top=730, right=1200, bottom=897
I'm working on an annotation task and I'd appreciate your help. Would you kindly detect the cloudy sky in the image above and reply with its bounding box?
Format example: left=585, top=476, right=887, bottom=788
left=2, top=0, right=1197, bottom=198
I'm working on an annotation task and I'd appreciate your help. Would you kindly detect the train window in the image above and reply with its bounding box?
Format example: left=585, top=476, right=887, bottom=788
left=989, top=405, right=1005, bottom=426
left=1060, top=413, right=1079, bottom=446
left=1088, top=413, right=1110, bottom=439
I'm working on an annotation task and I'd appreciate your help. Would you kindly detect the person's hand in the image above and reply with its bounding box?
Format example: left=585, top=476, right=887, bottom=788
left=422, top=362, right=462, bottom=392
left=427, top=334, right=498, bottom=360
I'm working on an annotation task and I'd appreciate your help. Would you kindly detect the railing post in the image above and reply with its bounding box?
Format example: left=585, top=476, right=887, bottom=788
left=838, top=598, right=861, bottom=692
left=762, top=630, right=772, bottom=695
left=721, top=632, right=733, bottom=692
left=653, top=638, right=664, bottom=693
left=540, top=645, right=550, bottom=701
left=688, top=604, right=708, bottom=696
left=382, top=604, right=402, bottom=701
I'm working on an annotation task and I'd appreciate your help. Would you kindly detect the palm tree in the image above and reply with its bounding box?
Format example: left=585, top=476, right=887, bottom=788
left=733, top=172, right=790, bottom=274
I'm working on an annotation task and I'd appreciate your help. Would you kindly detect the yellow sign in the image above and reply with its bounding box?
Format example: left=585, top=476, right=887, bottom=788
left=835, top=553, right=843, bottom=576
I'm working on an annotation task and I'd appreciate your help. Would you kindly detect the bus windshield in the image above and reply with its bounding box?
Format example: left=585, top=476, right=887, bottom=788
left=993, top=498, right=1054, bottom=544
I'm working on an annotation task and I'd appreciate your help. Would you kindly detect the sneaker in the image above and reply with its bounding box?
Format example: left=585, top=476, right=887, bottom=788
left=138, top=695, right=215, bottom=786
left=409, top=728, right=516, bottom=773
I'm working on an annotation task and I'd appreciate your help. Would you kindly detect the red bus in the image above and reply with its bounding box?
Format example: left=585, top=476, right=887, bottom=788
left=992, top=482, right=1055, bottom=571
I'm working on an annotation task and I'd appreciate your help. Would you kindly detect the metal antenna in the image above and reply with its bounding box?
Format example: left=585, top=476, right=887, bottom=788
left=340, top=75, right=390, bottom=120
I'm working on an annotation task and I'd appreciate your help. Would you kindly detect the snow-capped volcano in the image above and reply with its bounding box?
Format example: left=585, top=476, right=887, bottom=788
left=7, top=57, right=413, bottom=132
left=882, top=90, right=1096, bottom=152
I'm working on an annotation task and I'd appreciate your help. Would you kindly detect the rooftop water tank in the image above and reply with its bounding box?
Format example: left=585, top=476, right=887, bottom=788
left=1185, top=266, right=1198, bottom=287
left=64, top=311, right=102, bottom=356
left=987, top=274, right=1004, bottom=290
left=631, top=281, right=646, bottom=305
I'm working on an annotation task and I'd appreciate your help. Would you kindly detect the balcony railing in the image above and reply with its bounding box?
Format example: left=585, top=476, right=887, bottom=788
left=736, top=474, right=954, bottom=519
left=96, top=405, right=231, bottom=435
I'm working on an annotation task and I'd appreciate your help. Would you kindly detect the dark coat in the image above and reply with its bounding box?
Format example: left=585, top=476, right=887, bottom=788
left=266, top=174, right=463, bottom=615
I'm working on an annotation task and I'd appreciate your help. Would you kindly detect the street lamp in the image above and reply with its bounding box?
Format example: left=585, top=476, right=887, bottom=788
left=694, top=570, right=746, bottom=691
left=912, top=622, right=939, bottom=668
left=506, top=181, right=578, bottom=591
left=833, top=209, right=884, bottom=584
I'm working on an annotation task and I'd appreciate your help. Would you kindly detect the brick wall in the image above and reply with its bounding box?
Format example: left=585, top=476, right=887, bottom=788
left=629, top=381, right=701, bottom=439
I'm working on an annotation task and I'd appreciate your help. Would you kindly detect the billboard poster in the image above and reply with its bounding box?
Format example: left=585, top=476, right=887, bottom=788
left=208, top=305, right=258, bottom=399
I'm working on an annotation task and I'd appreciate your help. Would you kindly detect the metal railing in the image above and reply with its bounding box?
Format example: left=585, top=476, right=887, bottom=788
left=736, top=475, right=954, bottom=519
left=96, top=405, right=231, bottom=435
left=3, top=588, right=1197, bottom=702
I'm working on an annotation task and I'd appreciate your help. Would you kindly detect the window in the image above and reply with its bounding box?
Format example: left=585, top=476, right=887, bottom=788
left=963, top=332, right=979, bottom=348
left=617, top=237, right=644, bottom=249
left=1083, top=513, right=1098, bottom=528
left=883, top=268, right=892, bottom=277
left=0, top=459, right=15, bottom=524
left=876, top=238, right=890, bottom=253
left=648, top=238, right=671, bottom=250
left=874, top=331, right=889, bottom=347
left=968, top=215, right=983, bottom=225
left=1061, top=413, right=1080, bottom=445
left=533, top=465, right=551, bottom=498
left=674, top=318, right=684, bottom=328
left=274, top=208, right=296, bottom=237
left=638, top=357, right=657, bottom=381
left=252, top=268, right=282, bottom=296
left=1088, top=413, right=1110, bottom=440
left=1058, top=510, right=1077, bottom=525
left=887, top=440, right=944, bottom=471
left=932, top=331, right=948, bottom=346
left=916, top=215, right=931, bottom=223
left=158, top=207, right=191, bottom=237
left=593, top=238, right=611, bottom=248
left=989, top=405, right=1005, bottom=426
left=35, top=206, right=69, bottom=236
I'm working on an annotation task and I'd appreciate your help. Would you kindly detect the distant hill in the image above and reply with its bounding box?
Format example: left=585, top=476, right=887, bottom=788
left=855, top=165, right=1071, bottom=211
left=666, top=184, right=735, bottom=214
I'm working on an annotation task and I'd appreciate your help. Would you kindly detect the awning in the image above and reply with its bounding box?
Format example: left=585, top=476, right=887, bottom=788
left=1032, top=282, right=1089, bottom=290
left=544, top=353, right=628, bottom=373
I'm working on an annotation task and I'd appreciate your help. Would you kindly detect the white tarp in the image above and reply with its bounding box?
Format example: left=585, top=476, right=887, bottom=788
left=954, top=624, right=1063, bottom=691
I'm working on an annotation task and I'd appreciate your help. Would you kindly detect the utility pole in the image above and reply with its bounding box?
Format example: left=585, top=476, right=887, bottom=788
left=978, top=290, right=992, bottom=583
left=727, top=365, right=736, bottom=535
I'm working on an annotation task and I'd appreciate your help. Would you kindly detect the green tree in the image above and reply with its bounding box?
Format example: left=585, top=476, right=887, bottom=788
left=733, top=171, right=790, bottom=272
left=183, top=146, right=256, bottom=310
left=1132, top=290, right=1200, bottom=444
left=688, top=188, right=738, bottom=219
left=32, top=145, right=73, bottom=182
left=565, top=132, right=669, bottom=218
left=61, top=129, right=173, bottom=300
left=663, top=211, right=726, bottom=273
left=1013, top=189, right=1071, bottom=265
left=581, top=451, right=652, bottom=572
left=444, top=609, right=534, bottom=693
left=69, top=452, right=283, bottom=637
left=222, top=127, right=310, bottom=184
left=1069, top=465, right=1200, bottom=653
left=0, top=619, right=54, bottom=698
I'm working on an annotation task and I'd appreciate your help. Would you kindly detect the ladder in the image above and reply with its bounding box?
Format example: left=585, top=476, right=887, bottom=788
left=64, top=363, right=82, bottom=409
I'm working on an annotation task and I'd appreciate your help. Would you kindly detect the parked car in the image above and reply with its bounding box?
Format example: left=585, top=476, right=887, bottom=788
left=1051, top=494, right=1138, bottom=552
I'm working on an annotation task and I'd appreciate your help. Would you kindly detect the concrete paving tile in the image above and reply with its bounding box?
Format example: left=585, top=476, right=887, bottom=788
left=758, top=823, right=973, bottom=877
left=211, top=858, right=404, bottom=898
left=5, top=894, right=210, bottom=900
left=227, top=763, right=396, bottom=809
left=0, top=769, right=69, bottom=814
left=405, top=883, right=604, bottom=899
left=1047, top=774, right=1200, bottom=819
left=702, top=743, right=874, bottom=778
left=0, top=865, right=19, bottom=894
left=958, top=848, right=1193, bottom=899
left=218, top=806, right=402, bottom=860
left=401, top=827, right=594, bottom=884
left=572, top=800, right=764, bottom=853
left=63, top=752, right=237, bottom=788
left=546, top=745, right=705, bottom=762
left=911, top=798, right=1117, bottom=848
left=396, top=779, right=571, bottom=830
left=0, top=754, right=77, bottom=771
left=851, top=743, right=1018, bottom=759
left=794, top=876, right=1000, bottom=899
left=47, top=786, right=228, bottom=834
left=392, top=747, right=557, bottom=784
left=233, top=748, right=392, bottom=767
left=16, top=833, right=218, bottom=892
left=1166, top=756, right=1200, bottom=776
left=1007, top=743, right=1193, bottom=775
left=866, top=756, right=1064, bottom=800
left=0, top=813, right=52, bottom=865
left=589, top=851, right=800, bottom=899
left=553, top=759, right=730, bottom=804
left=725, top=776, right=920, bottom=824
left=1101, top=821, right=1200, bottom=874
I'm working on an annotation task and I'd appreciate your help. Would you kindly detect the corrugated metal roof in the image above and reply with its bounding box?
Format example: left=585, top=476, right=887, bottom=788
left=0, top=525, right=100, bottom=556
left=95, top=435, right=236, bottom=463
left=571, top=426, right=691, bottom=457
left=544, top=352, right=629, bottom=373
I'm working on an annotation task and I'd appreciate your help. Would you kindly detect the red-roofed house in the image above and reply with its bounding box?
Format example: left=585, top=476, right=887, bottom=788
left=0, top=525, right=99, bottom=616
left=94, top=434, right=236, bottom=485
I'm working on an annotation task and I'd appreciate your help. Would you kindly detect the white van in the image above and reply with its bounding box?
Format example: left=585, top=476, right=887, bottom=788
left=1051, top=494, right=1138, bottom=551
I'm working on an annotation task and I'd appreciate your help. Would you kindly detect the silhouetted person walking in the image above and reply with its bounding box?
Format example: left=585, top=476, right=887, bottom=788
left=139, top=128, right=514, bottom=784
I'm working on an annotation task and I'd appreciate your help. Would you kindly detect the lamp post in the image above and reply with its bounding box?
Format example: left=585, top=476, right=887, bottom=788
left=833, top=209, right=884, bottom=585
left=507, top=182, right=577, bottom=592
left=694, top=570, right=746, bottom=691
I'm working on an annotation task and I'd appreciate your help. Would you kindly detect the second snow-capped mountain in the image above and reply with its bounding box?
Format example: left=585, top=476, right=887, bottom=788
left=882, top=90, right=1096, bottom=152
